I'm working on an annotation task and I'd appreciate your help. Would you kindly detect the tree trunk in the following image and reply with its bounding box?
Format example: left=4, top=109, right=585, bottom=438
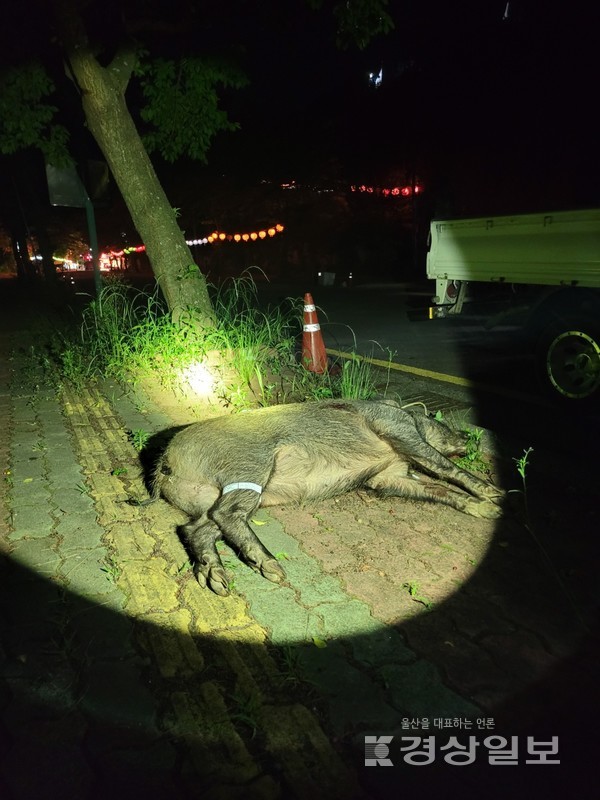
left=53, top=1, right=214, bottom=327
left=10, top=224, right=33, bottom=282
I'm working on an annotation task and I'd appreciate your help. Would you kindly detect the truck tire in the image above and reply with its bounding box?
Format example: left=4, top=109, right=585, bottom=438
left=536, top=315, right=600, bottom=406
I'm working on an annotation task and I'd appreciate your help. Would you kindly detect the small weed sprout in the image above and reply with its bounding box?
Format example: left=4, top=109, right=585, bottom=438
left=403, top=581, right=434, bottom=609
left=514, top=446, right=533, bottom=483
left=100, top=555, right=121, bottom=583
left=129, top=429, right=151, bottom=451
left=229, top=691, right=262, bottom=738
left=279, top=645, right=304, bottom=688
left=455, top=427, right=491, bottom=474
left=512, top=446, right=534, bottom=523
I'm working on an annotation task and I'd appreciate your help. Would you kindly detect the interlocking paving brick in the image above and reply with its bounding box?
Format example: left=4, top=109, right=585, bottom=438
left=80, top=658, right=159, bottom=737
left=297, top=643, right=398, bottom=735
left=9, top=476, right=51, bottom=498
left=378, top=659, right=480, bottom=719
left=10, top=537, right=62, bottom=576
left=67, top=598, right=134, bottom=659
left=309, top=599, right=384, bottom=640
left=60, top=548, right=120, bottom=598
left=121, top=560, right=180, bottom=616
left=105, top=519, right=157, bottom=559
left=56, top=518, right=105, bottom=553
left=168, top=685, right=261, bottom=786
left=140, top=609, right=205, bottom=678
left=245, top=585, right=319, bottom=645
left=9, top=507, right=55, bottom=542
left=260, top=703, right=363, bottom=799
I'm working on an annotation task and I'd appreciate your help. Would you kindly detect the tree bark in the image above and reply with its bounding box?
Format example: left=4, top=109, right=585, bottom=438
left=53, top=0, right=214, bottom=327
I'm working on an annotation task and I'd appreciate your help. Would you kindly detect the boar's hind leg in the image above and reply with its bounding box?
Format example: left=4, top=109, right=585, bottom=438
left=180, top=517, right=231, bottom=596
left=210, top=490, right=286, bottom=586
left=407, top=442, right=503, bottom=502
left=365, top=405, right=504, bottom=503
left=366, top=463, right=502, bottom=519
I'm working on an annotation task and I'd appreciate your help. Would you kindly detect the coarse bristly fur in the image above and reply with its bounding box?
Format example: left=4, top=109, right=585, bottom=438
left=150, top=399, right=504, bottom=596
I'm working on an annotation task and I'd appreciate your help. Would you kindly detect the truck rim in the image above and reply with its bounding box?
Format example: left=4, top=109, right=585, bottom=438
left=546, top=330, right=600, bottom=399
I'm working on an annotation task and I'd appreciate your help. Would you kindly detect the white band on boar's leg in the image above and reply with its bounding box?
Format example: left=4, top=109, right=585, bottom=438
left=222, top=482, right=263, bottom=496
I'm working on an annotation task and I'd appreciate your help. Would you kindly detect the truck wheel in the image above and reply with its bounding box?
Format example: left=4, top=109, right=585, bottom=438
left=536, top=317, right=600, bottom=404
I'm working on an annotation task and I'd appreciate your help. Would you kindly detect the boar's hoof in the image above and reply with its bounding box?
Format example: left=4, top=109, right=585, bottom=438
left=195, top=563, right=230, bottom=596
left=481, top=484, right=506, bottom=501
left=470, top=499, right=503, bottom=519
left=256, top=558, right=286, bottom=584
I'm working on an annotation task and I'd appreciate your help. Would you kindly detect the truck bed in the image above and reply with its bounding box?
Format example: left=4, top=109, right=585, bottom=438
left=426, top=208, right=600, bottom=288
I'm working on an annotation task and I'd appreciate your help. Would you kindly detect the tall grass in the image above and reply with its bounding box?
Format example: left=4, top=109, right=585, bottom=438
left=57, top=281, right=206, bottom=389
left=203, top=274, right=300, bottom=406
left=336, top=353, right=379, bottom=399
left=55, top=275, right=388, bottom=409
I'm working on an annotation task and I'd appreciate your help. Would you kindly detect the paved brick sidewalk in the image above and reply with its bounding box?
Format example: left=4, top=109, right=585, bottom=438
left=1, top=285, right=598, bottom=800
left=0, top=295, right=362, bottom=798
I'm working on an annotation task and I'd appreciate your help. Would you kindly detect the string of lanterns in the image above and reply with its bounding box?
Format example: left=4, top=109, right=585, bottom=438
left=97, top=179, right=423, bottom=259
left=52, top=179, right=422, bottom=267
left=106, top=223, right=285, bottom=258
left=280, top=180, right=423, bottom=197
left=350, top=184, right=423, bottom=197
left=206, top=223, right=284, bottom=244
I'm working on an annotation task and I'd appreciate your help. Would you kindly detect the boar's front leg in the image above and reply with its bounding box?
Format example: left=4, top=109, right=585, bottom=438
left=180, top=517, right=231, bottom=596
left=366, top=462, right=502, bottom=519
left=210, top=489, right=286, bottom=588
left=365, top=406, right=504, bottom=503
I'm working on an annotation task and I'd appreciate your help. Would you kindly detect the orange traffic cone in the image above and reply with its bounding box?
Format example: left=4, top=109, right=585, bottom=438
left=302, top=293, right=328, bottom=373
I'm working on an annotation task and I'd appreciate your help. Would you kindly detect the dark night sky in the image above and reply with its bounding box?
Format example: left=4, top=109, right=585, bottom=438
left=175, top=0, right=600, bottom=214
left=2, top=0, right=599, bottom=243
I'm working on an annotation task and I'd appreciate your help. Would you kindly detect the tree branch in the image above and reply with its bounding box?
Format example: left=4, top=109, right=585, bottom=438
left=53, top=0, right=135, bottom=95
left=107, top=45, right=138, bottom=94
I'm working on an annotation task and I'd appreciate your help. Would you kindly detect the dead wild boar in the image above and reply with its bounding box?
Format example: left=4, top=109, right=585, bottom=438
left=151, top=399, right=504, bottom=596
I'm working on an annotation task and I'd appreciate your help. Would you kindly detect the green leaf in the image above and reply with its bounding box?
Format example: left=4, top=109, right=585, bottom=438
left=137, top=56, right=247, bottom=163
left=0, top=62, right=71, bottom=163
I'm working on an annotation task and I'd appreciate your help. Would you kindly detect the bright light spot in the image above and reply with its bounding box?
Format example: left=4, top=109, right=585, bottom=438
left=181, top=361, right=215, bottom=395
left=368, top=68, right=383, bottom=88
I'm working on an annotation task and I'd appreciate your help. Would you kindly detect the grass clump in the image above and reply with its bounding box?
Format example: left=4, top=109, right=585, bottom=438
left=336, top=352, right=379, bottom=399
left=204, top=274, right=300, bottom=407
left=57, top=279, right=207, bottom=390
left=454, top=427, right=492, bottom=475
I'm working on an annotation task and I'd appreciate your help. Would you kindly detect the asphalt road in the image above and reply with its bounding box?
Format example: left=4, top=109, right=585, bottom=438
left=305, top=283, right=534, bottom=392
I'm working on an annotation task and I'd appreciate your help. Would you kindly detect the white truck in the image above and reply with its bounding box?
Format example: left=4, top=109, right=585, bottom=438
left=426, top=208, right=600, bottom=405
